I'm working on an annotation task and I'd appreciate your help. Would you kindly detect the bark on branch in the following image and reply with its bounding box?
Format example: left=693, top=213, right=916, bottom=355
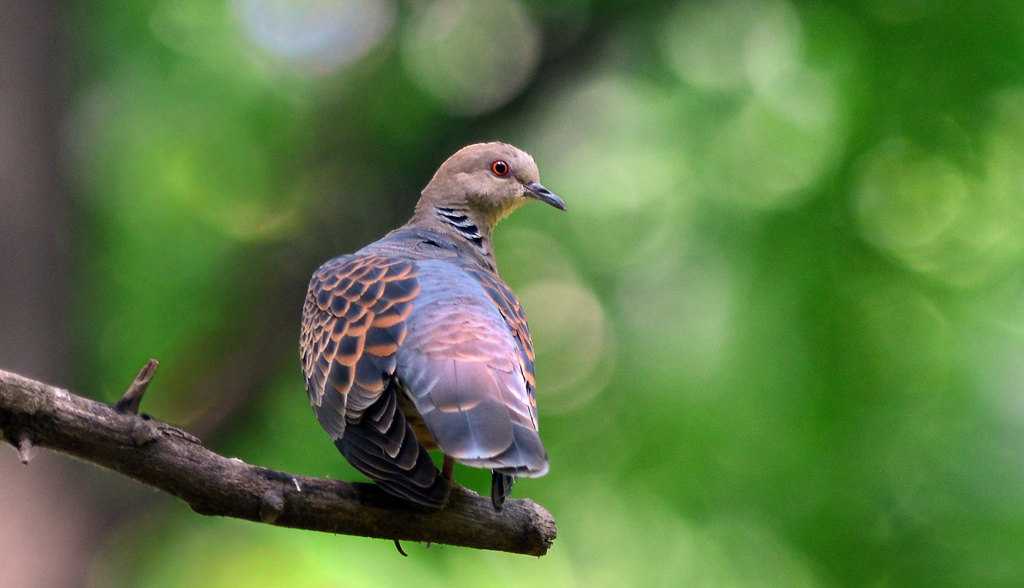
left=0, top=363, right=557, bottom=556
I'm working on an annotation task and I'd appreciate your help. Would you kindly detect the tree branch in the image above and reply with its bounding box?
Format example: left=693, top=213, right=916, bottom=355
left=0, top=364, right=557, bottom=556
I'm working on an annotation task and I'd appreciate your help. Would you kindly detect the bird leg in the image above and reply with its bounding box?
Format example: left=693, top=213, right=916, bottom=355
left=441, top=454, right=455, bottom=481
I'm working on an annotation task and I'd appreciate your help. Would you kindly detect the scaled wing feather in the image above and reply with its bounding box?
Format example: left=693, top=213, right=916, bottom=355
left=300, top=254, right=449, bottom=506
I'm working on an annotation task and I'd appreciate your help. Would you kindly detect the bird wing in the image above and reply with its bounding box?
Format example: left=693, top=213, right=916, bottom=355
left=300, top=253, right=449, bottom=505
left=395, top=259, right=549, bottom=477
left=463, top=263, right=538, bottom=407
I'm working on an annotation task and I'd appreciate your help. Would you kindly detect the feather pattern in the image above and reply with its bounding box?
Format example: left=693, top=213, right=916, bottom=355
left=301, top=142, right=560, bottom=508
left=396, top=258, right=547, bottom=475
left=301, top=254, right=449, bottom=505
left=301, top=237, right=549, bottom=505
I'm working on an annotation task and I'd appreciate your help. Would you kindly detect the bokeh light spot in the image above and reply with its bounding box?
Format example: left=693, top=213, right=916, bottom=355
left=68, top=79, right=304, bottom=242
left=151, top=0, right=238, bottom=64
left=662, top=0, right=859, bottom=210
left=705, top=94, right=844, bottom=209
left=526, top=75, right=695, bottom=268
left=853, top=138, right=969, bottom=266
left=518, top=280, right=612, bottom=414
left=617, top=249, right=736, bottom=389
left=233, top=0, right=395, bottom=76
left=852, top=101, right=1024, bottom=288
left=661, top=0, right=802, bottom=93
left=853, top=278, right=953, bottom=394
left=401, top=0, right=540, bottom=115
left=554, top=486, right=826, bottom=588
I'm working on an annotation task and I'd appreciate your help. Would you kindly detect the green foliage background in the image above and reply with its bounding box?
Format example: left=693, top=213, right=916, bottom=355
left=61, top=0, right=1024, bottom=586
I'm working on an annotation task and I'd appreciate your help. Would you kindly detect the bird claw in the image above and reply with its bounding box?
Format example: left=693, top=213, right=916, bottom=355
left=393, top=539, right=408, bottom=557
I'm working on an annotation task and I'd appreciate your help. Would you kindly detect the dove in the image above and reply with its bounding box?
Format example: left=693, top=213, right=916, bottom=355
left=301, top=142, right=564, bottom=509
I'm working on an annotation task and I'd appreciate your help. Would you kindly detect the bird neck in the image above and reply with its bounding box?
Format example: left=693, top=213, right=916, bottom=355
left=408, top=204, right=498, bottom=267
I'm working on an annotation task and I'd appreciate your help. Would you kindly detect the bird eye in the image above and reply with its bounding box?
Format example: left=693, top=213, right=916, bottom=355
left=491, top=160, right=510, bottom=177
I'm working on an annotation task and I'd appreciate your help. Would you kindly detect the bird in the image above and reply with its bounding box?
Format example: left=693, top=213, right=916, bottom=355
left=300, top=142, right=565, bottom=510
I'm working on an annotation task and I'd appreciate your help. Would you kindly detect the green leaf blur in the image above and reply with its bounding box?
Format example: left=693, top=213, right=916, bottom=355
left=62, top=0, right=1024, bottom=586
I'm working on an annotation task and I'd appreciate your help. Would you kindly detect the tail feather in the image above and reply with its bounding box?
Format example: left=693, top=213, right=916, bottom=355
left=336, top=390, right=450, bottom=507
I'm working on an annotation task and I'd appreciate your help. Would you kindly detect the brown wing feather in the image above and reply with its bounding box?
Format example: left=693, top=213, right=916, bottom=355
left=301, top=254, right=419, bottom=433
left=301, top=254, right=449, bottom=506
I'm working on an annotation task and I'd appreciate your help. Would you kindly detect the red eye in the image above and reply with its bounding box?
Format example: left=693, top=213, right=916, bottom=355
left=491, top=160, right=510, bottom=177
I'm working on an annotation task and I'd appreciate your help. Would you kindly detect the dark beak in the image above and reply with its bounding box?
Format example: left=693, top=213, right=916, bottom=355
left=525, top=182, right=566, bottom=211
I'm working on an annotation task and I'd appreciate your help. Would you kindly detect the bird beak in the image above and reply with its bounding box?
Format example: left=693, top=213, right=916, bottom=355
left=525, top=182, right=566, bottom=211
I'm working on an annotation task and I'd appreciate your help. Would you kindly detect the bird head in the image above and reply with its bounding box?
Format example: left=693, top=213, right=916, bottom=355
left=417, top=142, right=565, bottom=228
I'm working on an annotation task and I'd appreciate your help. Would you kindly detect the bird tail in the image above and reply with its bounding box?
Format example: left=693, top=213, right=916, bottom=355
left=336, top=390, right=451, bottom=507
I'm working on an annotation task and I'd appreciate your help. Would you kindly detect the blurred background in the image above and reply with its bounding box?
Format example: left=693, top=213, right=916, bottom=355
left=3, top=0, right=1024, bottom=586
